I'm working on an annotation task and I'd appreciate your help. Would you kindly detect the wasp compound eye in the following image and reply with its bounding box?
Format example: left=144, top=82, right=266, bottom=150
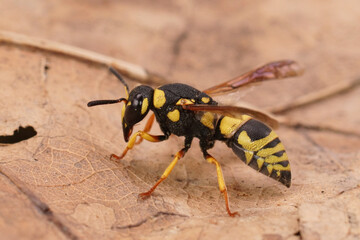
left=124, top=94, right=145, bottom=125
left=132, top=93, right=143, bottom=108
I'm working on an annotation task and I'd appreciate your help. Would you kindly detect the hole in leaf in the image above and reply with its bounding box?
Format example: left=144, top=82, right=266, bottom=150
left=0, top=126, right=37, bottom=144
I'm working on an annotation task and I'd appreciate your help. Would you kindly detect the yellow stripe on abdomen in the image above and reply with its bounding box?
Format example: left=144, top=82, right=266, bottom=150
left=229, top=119, right=291, bottom=187
left=200, top=112, right=215, bottom=129
left=219, top=115, right=251, bottom=137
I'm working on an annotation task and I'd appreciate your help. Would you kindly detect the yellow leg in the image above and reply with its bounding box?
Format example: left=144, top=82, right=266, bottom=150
left=205, top=153, right=239, bottom=217
left=135, top=113, right=155, bottom=145
left=111, top=130, right=166, bottom=161
left=139, top=149, right=186, bottom=199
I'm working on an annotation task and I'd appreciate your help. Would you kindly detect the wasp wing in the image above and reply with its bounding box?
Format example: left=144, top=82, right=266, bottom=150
left=183, top=104, right=279, bottom=129
left=203, top=60, right=304, bottom=96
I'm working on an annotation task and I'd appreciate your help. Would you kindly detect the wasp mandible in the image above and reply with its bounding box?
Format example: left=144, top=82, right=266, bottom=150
left=88, top=60, right=303, bottom=216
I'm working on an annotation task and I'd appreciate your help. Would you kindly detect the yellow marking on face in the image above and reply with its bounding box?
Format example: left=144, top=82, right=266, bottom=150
left=201, top=97, right=210, bottom=103
left=257, top=158, right=264, bottom=170
left=127, top=101, right=131, bottom=106
left=191, top=99, right=195, bottom=103
left=141, top=98, right=148, bottom=115
left=153, top=89, right=166, bottom=108
left=200, top=112, right=215, bottom=129
left=176, top=98, right=194, bottom=105
left=257, top=142, right=285, bottom=157
left=264, top=153, right=288, bottom=164
left=220, top=116, right=244, bottom=137
left=237, top=130, right=278, bottom=152
left=121, top=104, right=126, bottom=119
left=124, top=86, right=129, bottom=99
left=167, top=109, right=180, bottom=122
left=245, top=151, right=253, bottom=164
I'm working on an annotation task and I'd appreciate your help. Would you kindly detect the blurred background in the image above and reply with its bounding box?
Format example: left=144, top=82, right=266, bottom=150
left=2, top=0, right=359, bottom=133
left=1, top=1, right=359, bottom=239
left=1, top=1, right=359, bottom=89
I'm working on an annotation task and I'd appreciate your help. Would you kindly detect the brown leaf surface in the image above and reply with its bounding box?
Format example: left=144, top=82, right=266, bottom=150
left=1, top=1, right=360, bottom=240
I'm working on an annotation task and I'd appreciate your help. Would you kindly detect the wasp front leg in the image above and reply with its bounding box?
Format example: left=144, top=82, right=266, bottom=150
left=138, top=148, right=186, bottom=199
left=111, top=131, right=168, bottom=161
left=135, top=113, right=155, bottom=145
left=139, top=136, right=193, bottom=199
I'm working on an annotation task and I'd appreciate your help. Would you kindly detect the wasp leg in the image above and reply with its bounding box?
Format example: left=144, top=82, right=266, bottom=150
left=205, top=153, right=239, bottom=217
left=111, top=131, right=167, bottom=161
left=135, top=113, right=155, bottom=145
left=139, top=148, right=187, bottom=199
left=139, top=137, right=192, bottom=199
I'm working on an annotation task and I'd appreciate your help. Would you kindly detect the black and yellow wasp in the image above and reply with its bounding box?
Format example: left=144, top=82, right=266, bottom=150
left=88, top=60, right=302, bottom=216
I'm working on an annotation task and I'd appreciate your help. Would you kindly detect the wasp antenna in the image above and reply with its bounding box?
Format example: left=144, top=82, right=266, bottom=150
left=109, top=66, right=130, bottom=97
left=87, top=98, right=127, bottom=107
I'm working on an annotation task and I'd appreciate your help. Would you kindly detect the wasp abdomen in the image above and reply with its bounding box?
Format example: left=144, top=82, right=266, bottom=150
left=229, top=119, right=291, bottom=187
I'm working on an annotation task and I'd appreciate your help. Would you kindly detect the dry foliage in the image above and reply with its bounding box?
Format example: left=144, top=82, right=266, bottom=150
left=0, top=1, right=360, bottom=240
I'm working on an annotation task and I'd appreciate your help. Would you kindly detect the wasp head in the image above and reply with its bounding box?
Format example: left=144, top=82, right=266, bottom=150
left=121, top=85, right=153, bottom=141
left=87, top=67, right=154, bottom=142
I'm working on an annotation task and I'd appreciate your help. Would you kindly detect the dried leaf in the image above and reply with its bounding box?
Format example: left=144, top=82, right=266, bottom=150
left=1, top=1, right=360, bottom=240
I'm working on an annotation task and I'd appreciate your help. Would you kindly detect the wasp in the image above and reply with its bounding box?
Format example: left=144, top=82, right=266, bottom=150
left=88, top=60, right=303, bottom=216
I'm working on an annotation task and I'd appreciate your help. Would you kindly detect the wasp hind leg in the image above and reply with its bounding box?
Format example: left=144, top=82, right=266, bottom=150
left=204, top=152, right=239, bottom=217
left=110, top=131, right=168, bottom=161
